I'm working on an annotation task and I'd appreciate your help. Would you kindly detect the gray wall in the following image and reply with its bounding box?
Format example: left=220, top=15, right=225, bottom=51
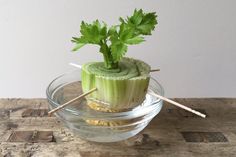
left=0, top=0, right=235, bottom=98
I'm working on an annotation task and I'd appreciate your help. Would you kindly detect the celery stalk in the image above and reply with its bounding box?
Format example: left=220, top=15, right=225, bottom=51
left=81, top=58, right=150, bottom=111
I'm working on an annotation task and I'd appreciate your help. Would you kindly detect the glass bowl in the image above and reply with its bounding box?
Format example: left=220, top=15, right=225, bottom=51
left=46, top=70, right=164, bottom=142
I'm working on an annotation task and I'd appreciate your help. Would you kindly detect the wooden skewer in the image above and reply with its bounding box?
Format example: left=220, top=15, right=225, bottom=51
left=69, top=62, right=82, bottom=69
left=150, top=69, right=160, bottom=72
left=69, top=63, right=160, bottom=73
left=48, top=88, right=97, bottom=116
left=69, top=63, right=204, bottom=116
left=148, top=89, right=206, bottom=118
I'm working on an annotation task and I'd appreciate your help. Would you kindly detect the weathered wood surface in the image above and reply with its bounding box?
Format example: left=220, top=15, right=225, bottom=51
left=0, top=98, right=236, bottom=157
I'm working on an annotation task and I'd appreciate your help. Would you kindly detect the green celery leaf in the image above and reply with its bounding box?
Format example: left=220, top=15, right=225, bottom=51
left=111, top=41, right=128, bottom=62
left=128, top=9, right=143, bottom=25
left=136, top=12, right=157, bottom=35
left=126, top=9, right=157, bottom=35
left=71, top=8, right=158, bottom=65
left=108, top=25, right=118, bottom=36
left=79, top=20, right=107, bottom=44
left=125, top=36, right=145, bottom=45
left=72, top=43, right=86, bottom=51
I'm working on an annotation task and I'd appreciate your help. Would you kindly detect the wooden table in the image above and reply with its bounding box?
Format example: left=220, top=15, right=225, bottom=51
left=0, top=98, right=236, bottom=157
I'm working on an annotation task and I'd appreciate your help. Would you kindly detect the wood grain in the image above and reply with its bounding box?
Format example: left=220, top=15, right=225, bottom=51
left=0, top=98, right=236, bottom=157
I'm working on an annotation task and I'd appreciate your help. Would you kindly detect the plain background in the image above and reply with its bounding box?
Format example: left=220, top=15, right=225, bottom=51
left=0, top=0, right=235, bottom=98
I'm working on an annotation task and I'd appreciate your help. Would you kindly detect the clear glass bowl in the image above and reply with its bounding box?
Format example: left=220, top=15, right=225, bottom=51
left=46, top=70, right=164, bottom=142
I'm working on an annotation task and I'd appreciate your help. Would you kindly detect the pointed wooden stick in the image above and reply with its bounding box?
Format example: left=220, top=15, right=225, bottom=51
left=69, top=62, right=82, bottom=69
left=69, top=63, right=160, bottom=73
left=150, top=69, right=160, bottom=72
left=48, top=88, right=97, bottom=116
left=148, top=89, right=206, bottom=118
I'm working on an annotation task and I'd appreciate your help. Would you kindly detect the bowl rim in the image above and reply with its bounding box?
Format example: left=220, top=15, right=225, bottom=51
left=46, top=70, right=164, bottom=118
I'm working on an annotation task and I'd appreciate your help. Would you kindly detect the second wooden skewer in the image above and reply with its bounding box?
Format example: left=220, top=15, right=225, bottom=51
left=48, top=71, right=206, bottom=118
left=148, top=89, right=206, bottom=118
left=150, top=69, right=160, bottom=72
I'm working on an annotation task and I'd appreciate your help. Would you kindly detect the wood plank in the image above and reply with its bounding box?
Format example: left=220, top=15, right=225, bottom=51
left=7, top=131, right=54, bottom=143
left=181, top=132, right=228, bottom=142
left=22, top=109, right=49, bottom=117
left=0, top=98, right=236, bottom=157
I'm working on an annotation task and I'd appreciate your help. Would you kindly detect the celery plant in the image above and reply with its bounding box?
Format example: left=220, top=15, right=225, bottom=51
left=72, top=9, right=158, bottom=111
